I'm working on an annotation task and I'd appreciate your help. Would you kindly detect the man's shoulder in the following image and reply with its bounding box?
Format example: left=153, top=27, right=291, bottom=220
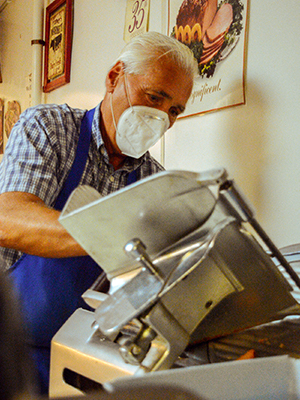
left=21, top=103, right=86, bottom=123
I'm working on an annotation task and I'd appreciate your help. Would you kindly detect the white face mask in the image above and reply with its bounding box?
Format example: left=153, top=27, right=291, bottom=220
left=110, top=74, right=170, bottom=159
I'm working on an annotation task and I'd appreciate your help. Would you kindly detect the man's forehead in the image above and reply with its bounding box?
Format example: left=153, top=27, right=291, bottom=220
left=128, top=64, right=193, bottom=110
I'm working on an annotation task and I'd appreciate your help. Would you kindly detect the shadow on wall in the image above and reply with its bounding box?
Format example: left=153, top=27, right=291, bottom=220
left=217, top=80, right=269, bottom=213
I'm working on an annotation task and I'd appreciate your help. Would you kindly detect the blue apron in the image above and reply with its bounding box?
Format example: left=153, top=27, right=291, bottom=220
left=9, top=108, right=137, bottom=394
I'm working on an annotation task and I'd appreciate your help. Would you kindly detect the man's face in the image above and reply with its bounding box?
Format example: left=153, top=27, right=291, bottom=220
left=110, top=58, right=194, bottom=131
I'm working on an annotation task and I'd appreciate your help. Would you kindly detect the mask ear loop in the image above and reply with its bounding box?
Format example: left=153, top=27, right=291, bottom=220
left=110, top=71, right=133, bottom=132
left=124, top=73, right=134, bottom=110
left=110, top=92, right=118, bottom=133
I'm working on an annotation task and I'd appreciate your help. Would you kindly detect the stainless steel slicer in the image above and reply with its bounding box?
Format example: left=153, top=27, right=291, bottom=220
left=50, top=169, right=300, bottom=398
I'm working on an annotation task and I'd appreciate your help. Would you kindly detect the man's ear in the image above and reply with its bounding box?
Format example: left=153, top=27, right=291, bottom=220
left=105, top=61, right=124, bottom=93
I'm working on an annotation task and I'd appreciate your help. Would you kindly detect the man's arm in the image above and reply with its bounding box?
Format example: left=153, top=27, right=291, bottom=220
left=0, top=192, right=87, bottom=258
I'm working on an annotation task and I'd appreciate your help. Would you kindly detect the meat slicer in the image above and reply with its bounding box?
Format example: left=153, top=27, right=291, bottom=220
left=49, top=169, right=300, bottom=398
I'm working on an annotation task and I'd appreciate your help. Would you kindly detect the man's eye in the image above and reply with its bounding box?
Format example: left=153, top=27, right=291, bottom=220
left=148, top=94, right=160, bottom=103
left=170, top=108, right=179, bottom=117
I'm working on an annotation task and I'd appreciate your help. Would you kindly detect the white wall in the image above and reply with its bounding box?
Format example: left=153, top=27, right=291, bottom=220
left=0, top=0, right=299, bottom=248
left=0, top=0, right=33, bottom=150
left=164, top=0, right=300, bottom=248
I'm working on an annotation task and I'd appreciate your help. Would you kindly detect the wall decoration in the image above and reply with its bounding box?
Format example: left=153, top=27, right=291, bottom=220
left=43, top=0, right=73, bottom=93
left=0, top=99, right=3, bottom=154
left=168, top=0, right=248, bottom=117
left=4, top=100, right=21, bottom=139
left=124, top=0, right=150, bottom=43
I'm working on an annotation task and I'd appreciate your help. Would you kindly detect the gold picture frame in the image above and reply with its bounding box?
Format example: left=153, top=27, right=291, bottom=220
left=43, top=0, right=73, bottom=92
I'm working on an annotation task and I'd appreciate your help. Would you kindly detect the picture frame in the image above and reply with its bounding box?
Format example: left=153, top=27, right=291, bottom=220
left=167, top=0, right=248, bottom=118
left=43, top=0, right=73, bottom=93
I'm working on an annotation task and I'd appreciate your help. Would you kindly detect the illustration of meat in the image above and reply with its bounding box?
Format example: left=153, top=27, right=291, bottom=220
left=176, top=0, right=208, bottom=33
left=200, top=33, right=226, bottom=64
left=175, top=0, right=217, bottom=43
left=201, top=0, right=217, bottom=38
left=174, top=0, right=235, bottom=68
left=200, top=3, right=233, bottom=64
left=206, top=3, right=233, bottom=42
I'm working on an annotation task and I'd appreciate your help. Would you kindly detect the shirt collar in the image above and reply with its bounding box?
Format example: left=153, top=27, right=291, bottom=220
left=92, top=103, right=104, bottom=149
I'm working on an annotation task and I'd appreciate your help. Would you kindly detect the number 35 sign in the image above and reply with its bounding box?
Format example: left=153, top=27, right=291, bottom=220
left=124, top=0, right=149, bottom=43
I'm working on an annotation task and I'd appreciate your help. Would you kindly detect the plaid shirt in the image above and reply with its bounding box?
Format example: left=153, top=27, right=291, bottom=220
left=0, top=103, right=164, bottom=270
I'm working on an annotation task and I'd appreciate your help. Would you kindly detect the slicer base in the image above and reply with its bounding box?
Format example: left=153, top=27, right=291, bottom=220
left=49, top=308, right=138, bottom=398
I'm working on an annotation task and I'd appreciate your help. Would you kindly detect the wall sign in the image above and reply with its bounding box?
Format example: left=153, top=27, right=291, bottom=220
left=124, top=0, right=150, bottom=43
left=0, top=99, right=3, bottom=154
left=4, top=101, right=21, bottom=140
left=43, top=0, right=73, bottom=93
left=168, top=0, right=248, bottom=118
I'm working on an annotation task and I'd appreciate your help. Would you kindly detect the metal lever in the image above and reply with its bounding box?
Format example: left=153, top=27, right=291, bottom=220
left=220, top=179, right=300, bottom=289
left=124, top=238, right=163, bottom=281
left=219, top=179, right=255, bottom=222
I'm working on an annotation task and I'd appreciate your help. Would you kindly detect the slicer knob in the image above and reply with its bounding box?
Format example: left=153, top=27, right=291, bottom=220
left=124, top=238, right=148, bottom=261
left=124, top=238, right=163, bottom=280
left=118, top=325, right=157, bottom=365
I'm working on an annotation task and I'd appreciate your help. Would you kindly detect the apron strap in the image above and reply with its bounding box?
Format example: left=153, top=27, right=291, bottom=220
left=127, top=169, right=137, bottom=185
left=55, top=108, right=96, bottom=211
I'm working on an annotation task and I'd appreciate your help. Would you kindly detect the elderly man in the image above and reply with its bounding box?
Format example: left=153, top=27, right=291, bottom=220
left=0, top=31, right=197, bottom=393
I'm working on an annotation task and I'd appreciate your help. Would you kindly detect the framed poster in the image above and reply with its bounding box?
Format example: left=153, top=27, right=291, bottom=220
left=168, top=0, right=248, bottom=118
left=43, top=0, right=73, bottom=93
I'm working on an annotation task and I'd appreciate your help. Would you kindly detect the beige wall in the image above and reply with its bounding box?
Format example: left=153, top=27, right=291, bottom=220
left=0, top=0, right=300, bottom=248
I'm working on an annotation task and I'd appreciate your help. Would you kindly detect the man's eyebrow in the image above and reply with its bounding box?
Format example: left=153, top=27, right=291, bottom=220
left=155, top=89, right=171, bottom=99
left=153, top=89, right=186, bottom=113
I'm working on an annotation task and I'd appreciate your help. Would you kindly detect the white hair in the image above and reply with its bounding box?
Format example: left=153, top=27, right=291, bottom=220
left=116, top=31, right=198, bottom=79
